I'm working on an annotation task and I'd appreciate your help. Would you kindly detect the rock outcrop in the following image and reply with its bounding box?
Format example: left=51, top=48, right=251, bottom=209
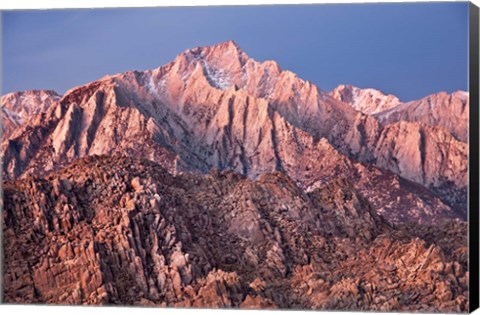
left=2, top=155, right=468, bottom=311
left=332, top=85, right=468, bottom=143
left=1, top=90, right=60, bottom=139
left=376, top=91, right=469, bottom=142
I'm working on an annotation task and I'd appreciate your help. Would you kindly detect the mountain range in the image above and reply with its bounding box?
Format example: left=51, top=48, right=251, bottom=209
left=1, top=40, right=469, bottom=310
left=1, top=40, right=468, bottom=223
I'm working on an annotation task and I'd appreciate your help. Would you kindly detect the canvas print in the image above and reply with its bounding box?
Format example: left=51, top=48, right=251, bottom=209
left=1, top=2, right=477, bottom=312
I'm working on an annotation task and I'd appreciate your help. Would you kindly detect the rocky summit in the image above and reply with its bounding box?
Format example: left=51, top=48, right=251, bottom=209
left=1, top=41, right=470, bottom=310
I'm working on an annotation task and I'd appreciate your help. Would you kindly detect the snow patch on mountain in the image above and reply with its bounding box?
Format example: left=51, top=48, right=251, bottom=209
left=2, top=107, right=23, bottom=125
left=147, top=74, right=160, bottom=98
left=202, top=61, right=232, bottom=90
left=330, top=84, right=401, bottom=115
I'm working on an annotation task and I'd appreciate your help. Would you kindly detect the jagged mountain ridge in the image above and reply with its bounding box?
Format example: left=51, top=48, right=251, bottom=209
left=330, top=84, right=469, bottom=142
left=1, top=40, right=468, bottom=222
left=329, top=84, right=401, bottom=115
left=2, top=155, right=469, bottom=311
left=375, top=91, right=469, bottom=142
left=1, top=90, right=60, bottom=139
left=331, top=85, right=468, bottom=209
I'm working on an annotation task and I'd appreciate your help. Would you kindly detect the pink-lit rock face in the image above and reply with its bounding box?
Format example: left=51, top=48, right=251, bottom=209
left=2, top=155, right=469, bottom=310
left=0, top=41, right=467, bottom=223
left=1, top=90, right=61, bottom=139
left=331, top=84, right=469, bottom=143
left=375, top=91, right=469, bottom=142
left=0, top=42, right=470, bottom=310
left=329, top=84, right=402, bottom=115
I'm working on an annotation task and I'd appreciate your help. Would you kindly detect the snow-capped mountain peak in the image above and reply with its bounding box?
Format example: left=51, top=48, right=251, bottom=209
left=329, top=84, right=401, bottom=115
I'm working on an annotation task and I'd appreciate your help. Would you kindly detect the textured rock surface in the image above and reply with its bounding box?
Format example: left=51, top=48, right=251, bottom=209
left=330, top=85, right=468, bottom=211
left=333, top=85, right=468, bottom=143
left=0, top=41, right=467, bottom=223
left=1, top=40, right=470, bottom=310
left=1, top=90, right=60, bottom=139
left=373, top=121, right=467, bottom=211
left=376, top=91, right=469, bottom=142
left=329, top=84, right=401, bottom=115
left=2, top=155, right=468, bottom=311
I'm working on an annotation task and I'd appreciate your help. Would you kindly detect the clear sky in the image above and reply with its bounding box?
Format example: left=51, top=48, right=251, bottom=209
left=2, top=2, right=469, bottom=101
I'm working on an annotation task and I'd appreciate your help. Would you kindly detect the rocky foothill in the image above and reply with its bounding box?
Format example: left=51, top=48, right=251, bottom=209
left=2, top=155, right=468, bottom=311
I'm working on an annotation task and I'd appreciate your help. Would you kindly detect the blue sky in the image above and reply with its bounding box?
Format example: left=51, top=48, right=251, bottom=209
left=2, top=2, right=469, bottom=101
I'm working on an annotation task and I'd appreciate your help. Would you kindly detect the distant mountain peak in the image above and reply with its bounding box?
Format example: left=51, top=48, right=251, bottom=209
left=182, top=40, right=249, bottom=63
left=329, top=84, right=401, bottom=115
left=1, top=89, right=61, bottom=139
left=151, top=40, right=290, bottom=95
left=375, top=89, right=469, bottom=142
left=214, top=39, right=243, bottom=51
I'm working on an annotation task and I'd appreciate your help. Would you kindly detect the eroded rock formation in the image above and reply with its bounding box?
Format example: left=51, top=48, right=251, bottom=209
left=2, top=155, right=468, bottom=311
